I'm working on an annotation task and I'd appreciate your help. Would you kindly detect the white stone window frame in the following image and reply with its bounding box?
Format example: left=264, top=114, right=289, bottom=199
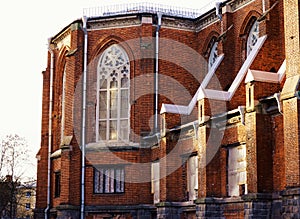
left=187, top=155, right=198, bottom=201
left=227, top=144, right=247, bottom=197
left=96, top=44, right=130, bottom=143
left=151, top=161, right=160, bottom=204
left=247, top=20, right=259, bottom=57
left=94, top=166, right=125, bottom=194
left=208, top=41, right=218, bottom=71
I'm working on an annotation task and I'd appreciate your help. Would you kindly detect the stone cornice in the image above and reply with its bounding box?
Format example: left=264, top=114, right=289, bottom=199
left=162, top=17, right=195, bottom=31
left=195, top=11, right=219, bottom=32
left=88, top=15, right=141, bottom=30
left=229, top=0, right=255, bottom=12
left=52, top=27, right=72, bottom=46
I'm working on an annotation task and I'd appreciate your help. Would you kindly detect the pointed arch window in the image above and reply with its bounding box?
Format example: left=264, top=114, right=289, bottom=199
left=208, top=41, right=218, bottom=70
left=97, top=44, right=130, bottom=142
left=246, top=21, right=259, bottom=56
left=61, top=64, right=66, bottom=142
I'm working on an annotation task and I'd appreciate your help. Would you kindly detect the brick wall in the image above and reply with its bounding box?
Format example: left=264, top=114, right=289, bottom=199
left=35, top=0, right=293, bottom=218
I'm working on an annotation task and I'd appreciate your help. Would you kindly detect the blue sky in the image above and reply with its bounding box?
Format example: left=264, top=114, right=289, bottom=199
left=0, top=0, right=214, bottom=180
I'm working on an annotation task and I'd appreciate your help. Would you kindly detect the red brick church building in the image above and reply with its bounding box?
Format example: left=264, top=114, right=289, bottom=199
left=35, top=0, right=300, bottom=218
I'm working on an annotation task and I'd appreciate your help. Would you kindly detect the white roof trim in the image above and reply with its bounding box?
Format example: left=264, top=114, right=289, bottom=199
left=278, top=59, right=286, bottom=82
left=245, top=59, right=286, bottom=83
left=197, top=35, right=267, bottom=101
left=160, top=103, right=189, bottom=115
left=161, top=35, right=268, bottom=115
left=202, top=54, right=225, bottom=88
left=160, top=54, right=224, bottom=115
left=199, top=89, right=231, bottom=101
left=227, top=35, right=267, bottom=95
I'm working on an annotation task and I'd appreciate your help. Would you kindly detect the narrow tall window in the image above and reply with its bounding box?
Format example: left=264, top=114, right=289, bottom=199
left=97, top=44, right=130, bottom=142
left=151, top=161, right=160, bottom=204
left=227, top=145, right=247, bottom=196
left=208, top=41, right=218, bottom=70
left=54, top=171, right=61, bottom=198
left=247, top=21, right=259, bottom=56
left=187, top=156, right=198, bottom=201
left=61, top=65, right=66, bottom=142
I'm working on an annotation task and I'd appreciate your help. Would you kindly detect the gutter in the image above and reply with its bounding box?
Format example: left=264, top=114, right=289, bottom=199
left=154, top=12, right=162, bottom=133
left=45, top=38, right=54, bottom=219
left=81, top=16, right=88, bottom=219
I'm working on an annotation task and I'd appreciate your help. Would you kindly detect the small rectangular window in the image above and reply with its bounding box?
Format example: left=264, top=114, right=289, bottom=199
left=26, top=191, right=31, bottom=198
left=25, top=203, right=30, bottom=210
left=94, top=167, right=125, bottom=194
left=54, top=171, right=61, bottom=198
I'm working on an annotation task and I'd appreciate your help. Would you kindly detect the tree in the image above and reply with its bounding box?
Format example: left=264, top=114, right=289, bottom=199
left=0, top=134, right=31, bottom=219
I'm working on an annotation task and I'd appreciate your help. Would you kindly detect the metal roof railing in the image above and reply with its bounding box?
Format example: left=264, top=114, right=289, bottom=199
left=83, top=1, right=223, bottom=19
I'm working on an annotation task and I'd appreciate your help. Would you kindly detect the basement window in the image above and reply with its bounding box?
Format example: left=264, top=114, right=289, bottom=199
left=94, top=166, right=125, bottom=194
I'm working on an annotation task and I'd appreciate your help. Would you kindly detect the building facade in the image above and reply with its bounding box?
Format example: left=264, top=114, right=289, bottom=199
left=35, top=0, right=300, bottom=218
left=16, top=181, right=36, bottom=219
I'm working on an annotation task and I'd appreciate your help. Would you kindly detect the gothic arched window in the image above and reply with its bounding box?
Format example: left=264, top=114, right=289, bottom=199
left=96, top=44, right=130, bottom=142
left=246, top=21, right=259, bottom=56
left=208, top=41, right=218, bottom=70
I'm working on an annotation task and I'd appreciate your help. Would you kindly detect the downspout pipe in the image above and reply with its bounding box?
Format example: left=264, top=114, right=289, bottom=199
left=154, top=13, right=162, bottom=133
left=45, top=38, right=54, bottom=219
left=81, top=16, right=88, bottom=219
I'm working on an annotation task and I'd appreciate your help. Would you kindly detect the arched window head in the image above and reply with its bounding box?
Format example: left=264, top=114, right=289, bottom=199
left=208, top=41, right=218, bottom=71
left=97, top=44, right=130, bottom=142
left=247, top=20, right=259, bottom=56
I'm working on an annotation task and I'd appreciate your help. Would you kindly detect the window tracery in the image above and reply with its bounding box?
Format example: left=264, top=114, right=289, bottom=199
left=97, top=44, right=130, bottom=142
left=208, top=41, right=218, bottom=70
left=247, top=21, right=259, bottom=56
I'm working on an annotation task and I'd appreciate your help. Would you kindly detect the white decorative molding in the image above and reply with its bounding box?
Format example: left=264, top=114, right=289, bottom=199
left=227, top=35, right=267, bottom=96
left=160, top=35, right=267, bottom=116
left=160, top=54, right=224, bottom=115
left=88, top=15, right=141, bottom=30
left=245, top=59, right=286, bottom=83
left=197, top=35, right=267, bottom=101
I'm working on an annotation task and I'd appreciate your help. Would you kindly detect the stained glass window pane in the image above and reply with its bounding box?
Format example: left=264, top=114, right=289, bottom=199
left=99, top=91, right=107, bottom=119
left=121, top=76, right=129, bottom=88
left=99, top=121, right=107, bottom=141
left=110, top=90, right=118, bottom=118
left=120, top=120, right=128, bottom=141
left=99, top=77, right=107, bottom=89
left=120, top=90, right=129, bottom=118
left=109, top=120, right=117, bottom=140
left=110, top=78, right=118, bottom=88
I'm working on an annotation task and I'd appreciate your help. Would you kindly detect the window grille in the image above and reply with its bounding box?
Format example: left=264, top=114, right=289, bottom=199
left=94, top=167, right=125, bottom=194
